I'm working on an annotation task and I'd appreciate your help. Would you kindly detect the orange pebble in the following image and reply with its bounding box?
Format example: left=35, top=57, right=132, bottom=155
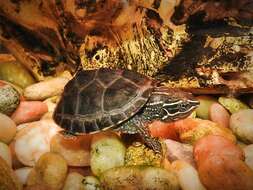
left=209, top=103, right=230, bottom=128
left=194, top=135, right=253, bottom=190
left=194, top=135, right=243, bottom=164
left=11, top=101, right=48, bottom=124
left=149, top=121, right=179, bottom=140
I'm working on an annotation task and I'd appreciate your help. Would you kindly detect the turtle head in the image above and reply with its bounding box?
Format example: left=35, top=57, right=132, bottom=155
left=145, top=87, right=199, bottom=122
left=161, top=98, right=199, bottom=121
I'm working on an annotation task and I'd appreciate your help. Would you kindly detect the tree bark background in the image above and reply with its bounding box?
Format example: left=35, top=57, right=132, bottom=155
left=0, top=0, right=252, bottom=94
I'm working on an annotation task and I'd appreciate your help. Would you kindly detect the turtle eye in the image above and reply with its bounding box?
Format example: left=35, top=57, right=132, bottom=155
left=179, top=102, right=189, bottom=110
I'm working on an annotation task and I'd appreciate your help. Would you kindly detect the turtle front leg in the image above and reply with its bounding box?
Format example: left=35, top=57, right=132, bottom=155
left=134, top=119, right=162, bottom=154
left=118, top=116, right=162, bottom=154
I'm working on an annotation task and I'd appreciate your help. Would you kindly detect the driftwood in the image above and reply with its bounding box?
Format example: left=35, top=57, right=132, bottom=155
left=0, top=0, right=252, bottom=94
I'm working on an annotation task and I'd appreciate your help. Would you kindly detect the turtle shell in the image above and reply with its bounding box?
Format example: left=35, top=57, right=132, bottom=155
left=53, top=68, right=154, bottom=134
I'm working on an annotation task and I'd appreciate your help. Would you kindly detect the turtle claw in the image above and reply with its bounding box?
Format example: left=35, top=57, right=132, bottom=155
left=146, top=137, right=163, bottom=154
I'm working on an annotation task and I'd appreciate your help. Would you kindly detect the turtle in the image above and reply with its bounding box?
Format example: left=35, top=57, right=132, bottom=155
left=53, top=68, right=199, bottom=153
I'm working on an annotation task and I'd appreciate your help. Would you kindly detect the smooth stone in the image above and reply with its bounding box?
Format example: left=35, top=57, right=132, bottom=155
left=0, top=142, right=12, bottom=167
left=41, top=112, right=53, bottom=120
left=237, top=141, right=247, bottom=149
left=14, top=167, right=33, bottom=185
left=164, top=139, right=195, bottom=167
left=0, top=156, right=23, bottom=190
left=14, top=119, right=61, bottom=166
left=9, top=141, right=25, bottom=169
left=50, top=133, right=91, bottom=166
left=230, top=109, right=253, bottom=144
left=195, top=95, right=217, bottom=119
left=0, top=113, right=17, bottom=144
left=218, top=96, right=249, bottom=114
left=0, top=80, right=24, bottom=95
left=244, top=144, right=253, bottom=170
left=194, top=135, right=253, bottom=190
left=24, top=76, right=70, bottom=101
left=28, top=152, right=68, bottom=190
left=209, top=102, right=230, bottom=128
left=11, top=101, right=48, bottom=124
left=43, top=96, right=58, bottom=113
left=178, top=118, right=236, bottom=144
left=0, top=61, right=35, bottom=88
left=0, top=82, right=20, bottom=115
left=172, top=160, right=206, bottom=190
left=63, top=172, right=85, bottom=190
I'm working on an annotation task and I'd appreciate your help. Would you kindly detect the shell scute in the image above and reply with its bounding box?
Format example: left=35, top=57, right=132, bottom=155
left=122, top=69, right=151, bottom=87
left=72, top=120, right=84, bottom=133
left=78, top=81, right=103, bottom=115
left=61, top=118, right=71, bottom=131
left=104, top=78, right=138, bottom=111
left=61, top=85, right=79, bottom=115
left=97, top=68, right=122, bottom=86
left=54, top=114, right=62, bottom=125
left=84, top=120, right=99, bottom=133
left=111, top=113, right=128, bottom=125
left=75, top=69, right=96, bottom=87
left=96, top=116, right=113, bottom=129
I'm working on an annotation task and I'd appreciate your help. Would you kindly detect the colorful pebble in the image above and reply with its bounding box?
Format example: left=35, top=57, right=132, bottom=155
left=209, top=102, right=230, bottom=128
left=11, top=101, right=48, bottom=124
left=0, top=82, right=20, bottom=115
left=230, top=109, right=253, bottom=144
left=24, top=76, right=70, bottom=101
left=244, top=144, right=253, bottom=171
left=0, top=113, right=17, bottom=144
left=195, top=95, right=217, bottom=119
left=218, top=96, right=249, bottom=114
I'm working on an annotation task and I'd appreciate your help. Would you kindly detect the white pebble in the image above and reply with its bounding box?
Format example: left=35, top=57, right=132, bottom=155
left=63, top=172, right=85, bottom=190
left=172, top=160, right=206, bottom=190
left=244, top=144, right=253, bottom=170
left=0, top=142, right=12, bottom=167
left=230, top=109, right=253, bottom=143
left=14, top=167, right=32, bottom=185
left=164, top=139, right=195, bottom=166
left=14, top=119, right=61, bottom=166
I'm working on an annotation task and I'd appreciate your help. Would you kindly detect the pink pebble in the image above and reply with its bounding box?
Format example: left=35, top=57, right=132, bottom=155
left=209, top=102, right=230, bottom=128
left=11, top=101, right=48, bottom=124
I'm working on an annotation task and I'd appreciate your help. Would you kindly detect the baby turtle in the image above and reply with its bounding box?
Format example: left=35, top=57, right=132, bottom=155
left=53, top=68, right=199, bottom=153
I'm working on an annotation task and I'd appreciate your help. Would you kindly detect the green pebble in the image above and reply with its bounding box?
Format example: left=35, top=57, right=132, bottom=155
left=195, top=95, right=217, bottom=119
left=0, top=85, right=20, bottom=115
left=218, top=97, right=249, bottom=114
left=0, top=61, right=35, bottom=88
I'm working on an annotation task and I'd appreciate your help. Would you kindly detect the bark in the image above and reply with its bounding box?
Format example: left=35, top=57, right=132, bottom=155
left=0, top=0, right=252, bottom=94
